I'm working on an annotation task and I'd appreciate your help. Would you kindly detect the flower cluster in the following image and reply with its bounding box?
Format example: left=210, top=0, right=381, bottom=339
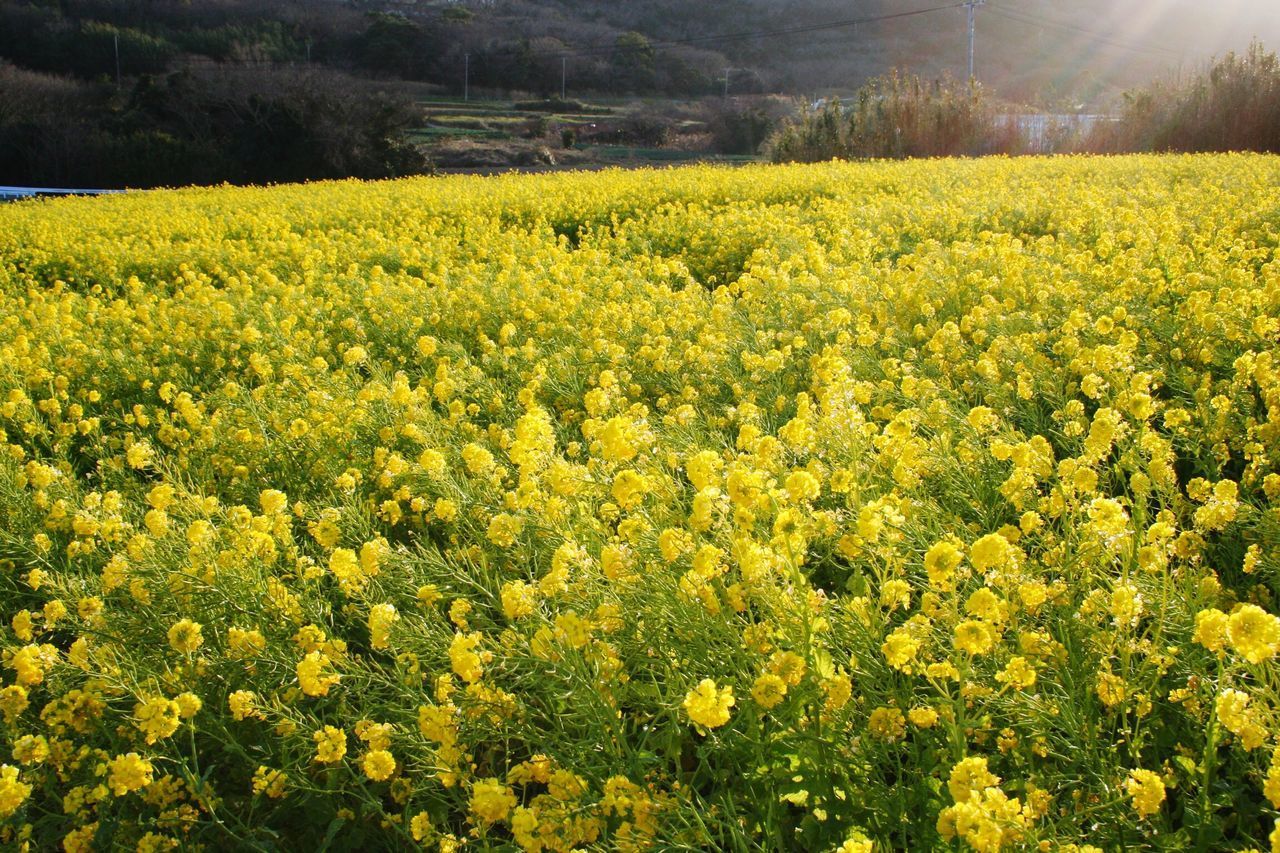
left=0, top=154, right=1279, bottom=850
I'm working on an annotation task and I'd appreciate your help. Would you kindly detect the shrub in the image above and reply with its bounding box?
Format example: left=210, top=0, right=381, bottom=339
left=768, top=71, right=1024, bottom=162
left=1086, top=41, right=1280, bottom=154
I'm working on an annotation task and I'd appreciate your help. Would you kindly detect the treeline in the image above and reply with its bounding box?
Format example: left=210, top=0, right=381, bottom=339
left=769, top=43, right=1280, bottom=162
left=1089, top=41, right=1280, bottom=154
left=0, top=62, right=425, bottom=187
left=0, top=0, right=731, bottom=98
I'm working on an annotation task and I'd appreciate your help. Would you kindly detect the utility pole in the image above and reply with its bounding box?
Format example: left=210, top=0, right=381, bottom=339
left=114, top=32, right=121, bottom=86
left=464, top=52, right=470, bottom=102
left=966, top=1, right=985, bottom=81
left=722, top=68, right=731, bottom=99
left=561, top=56, right=566, bottom=101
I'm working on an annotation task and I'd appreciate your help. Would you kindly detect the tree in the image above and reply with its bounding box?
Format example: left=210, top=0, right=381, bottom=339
left=611, top=31, right=655, bottom=92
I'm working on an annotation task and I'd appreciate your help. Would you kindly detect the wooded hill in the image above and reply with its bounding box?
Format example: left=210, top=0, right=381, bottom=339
left=1, top=0, right=1278, bottom=104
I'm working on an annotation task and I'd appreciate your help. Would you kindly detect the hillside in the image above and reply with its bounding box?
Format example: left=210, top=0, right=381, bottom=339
left=3, top=0, right=1279, bottom=186
left=1, top=0, right=1278, bottom=104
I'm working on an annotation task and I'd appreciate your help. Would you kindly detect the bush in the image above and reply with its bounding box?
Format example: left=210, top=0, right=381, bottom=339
left=0, top=63, right=428, bottom=187
left=768, top=71, right=1024, bottom=162
left=703, top=99, right=791, bottom=155
left=1086, top=41, right=1280, bottom=154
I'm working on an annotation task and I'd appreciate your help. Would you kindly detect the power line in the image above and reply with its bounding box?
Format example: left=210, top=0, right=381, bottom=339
left=524, top=2, right=972, bottom=62
left=74, top=2, right=979, bottom=89
left=984, top=4, right=1186, bottom=60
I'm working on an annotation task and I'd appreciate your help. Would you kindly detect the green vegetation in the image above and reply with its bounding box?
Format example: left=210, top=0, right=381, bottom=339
left=1089, top=41, right=1280, bottom=154
left=768, top=72, right=1023, bottom=162
left=769, top=45, right=1280, bottom=162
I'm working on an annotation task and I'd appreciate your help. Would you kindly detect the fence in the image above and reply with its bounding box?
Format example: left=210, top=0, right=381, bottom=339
left=998, top=114, right=1115, bottom=153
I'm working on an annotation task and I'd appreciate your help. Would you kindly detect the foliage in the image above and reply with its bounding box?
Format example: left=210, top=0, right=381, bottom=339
left=768, top=71, right=1024, bottom=162
left=0, top=156, right=1279, bottom=851
left=0, top=63, right=428, bottom=187
left=705, top=103, right=782, bottom=155
left=1086, top=41, right=1280, bottom=154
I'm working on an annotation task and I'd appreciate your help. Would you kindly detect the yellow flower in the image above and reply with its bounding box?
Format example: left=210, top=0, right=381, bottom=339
left=1109, top=584, right=1143, bottom=627
left=767, top=651, right=807, bottom=686
left=252, top=766, right=287, bottom=799
left=750, top=673, right=787, bottom=709
left=784, top=470, right=820, bottom=502
left=166, top=618, right=203, bottom=654
left=908, top=707, right=939, bottom=728
left=174, top=692, right=202, bottom=719
left=228, top=691, right=263, bottom=721
left=106, top=753, right=153, bottom=796
left=368, top=603, right=399, bottom=651
left=1227, top=604, right=1280, bottom=664
left=297, top=651, right=340, bottom=697
left=995, top=656, right=1037, bottom=690
left=501, top=580, right=537, bottom=620
left=954, top=620, right=998, bottom=655
left=433, top=497, right=459, bottom=522
left=11, top=734, right=49, bottom=765
left=1125, top=769, right=1165, bottom=819
left=313, top=726, right=347, bottom=763
left=9, top=610, right=32, bottom=644
left=461, top=443, right=496, bottom=476
left=227, top=627, right=266, bottom=658
left=449, top=632, right=487, bottom=683
left=948, top=757, right=1000, bottom=803
left=486, top=513, right=524, bottom=548
left=469, top=778, right=517, bottom=824
left=969, top=533, right=1011, bottom=574
left=126, top=441, right=153, bottom=468
left=411, top=812, right=434, bottom=842
left=966, top=405, right=999, bottom=433
left=135, top=697, right=181, bottom=744
left=1266, top=747, right=1280, bottom=808
left=683, top=679, right=735, bottom=729
left=0, top=686, right=28, bottom=723
left=1096, top=673, right=1127, bottom=707
left=259, top=489, right=288, bottom=515
left=310, top=514, right=342, bottom=548
left=63, top=823, right=99, bottom=853
left=965, top=587, right=1005, bottom=623
left=611, top=469, right=650, bottom=510
left=868, top=706, right=906, bottom=740
left=329, top=547, right=365, bottom=593
left=8, top=644, right=58, bottom=686
left=881, top=627, right=920, bottom=671
left=362, top=749, right=396, bottom=782
left=937, top=785, right=1027, bottom=852
left=1193, top=608, right=1230, bottom=652
left=0, top=764, right=32, bottom=817
left=1215, top=689, right=1267, bottom=750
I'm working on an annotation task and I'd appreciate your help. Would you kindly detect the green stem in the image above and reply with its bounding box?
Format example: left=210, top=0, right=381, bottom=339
left=1196, top=657, right=1224, bottom=851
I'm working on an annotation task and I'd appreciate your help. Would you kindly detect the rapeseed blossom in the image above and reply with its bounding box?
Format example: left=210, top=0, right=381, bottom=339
left=1125, top=769, right=1166, bottom=819
left=0, top=154, right=1278, bottom=851
left=684, top=679, right=735, bottom=729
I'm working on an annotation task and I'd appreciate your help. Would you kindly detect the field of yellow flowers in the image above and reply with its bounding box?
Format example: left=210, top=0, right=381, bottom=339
left=1, top=154, right=1279, bottom=851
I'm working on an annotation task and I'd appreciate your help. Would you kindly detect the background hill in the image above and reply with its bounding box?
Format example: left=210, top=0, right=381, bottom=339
left=2, top=0, right=1278, bottom=104
left=2, top=0, right=1278, bottom=187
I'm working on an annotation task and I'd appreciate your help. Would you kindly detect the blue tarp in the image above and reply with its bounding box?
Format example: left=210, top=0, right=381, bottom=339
left=0, top=186, right=125, bottom=201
